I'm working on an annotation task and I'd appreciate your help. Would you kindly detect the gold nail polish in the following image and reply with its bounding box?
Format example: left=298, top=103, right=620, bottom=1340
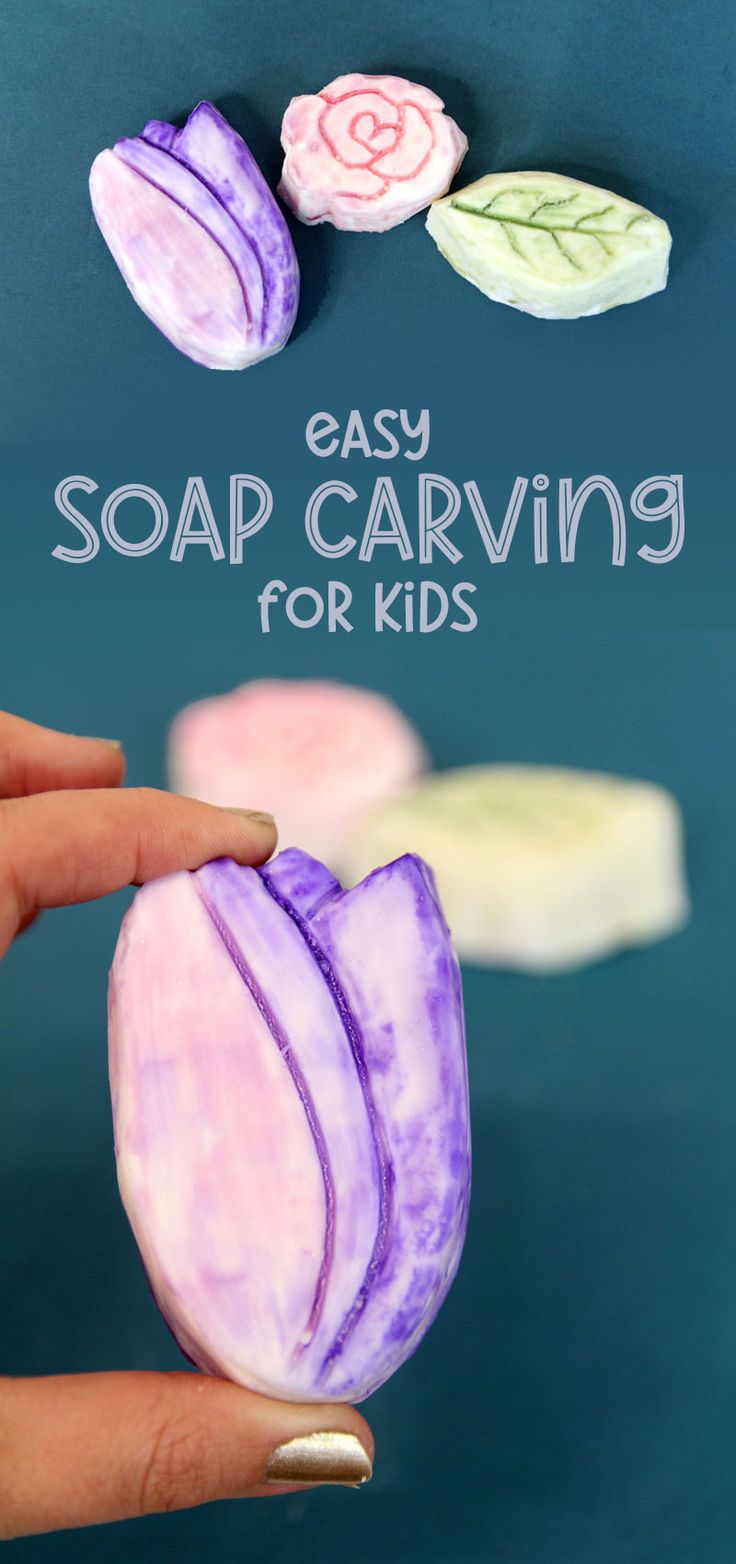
left=226, top=807, right=276, bottom=827
left=265, top=1431, right=372, bottom=1487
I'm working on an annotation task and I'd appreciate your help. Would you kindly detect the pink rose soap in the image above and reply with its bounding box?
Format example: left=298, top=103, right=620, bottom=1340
left=168, top=679, right=428, bottom=866
left=278, top=72, right=467, bottom=231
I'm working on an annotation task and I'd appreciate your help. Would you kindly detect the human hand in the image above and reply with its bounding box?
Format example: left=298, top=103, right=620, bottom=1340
left=0, top=713, right=373, bottom=1537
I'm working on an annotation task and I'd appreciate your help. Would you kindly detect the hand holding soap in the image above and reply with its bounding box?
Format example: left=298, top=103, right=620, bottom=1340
left=279, top=73, right=467, bottom=231
left=90, top=102, right=299, bottom=368
left=426, top=171, right=671, bottom=317
left=109, top=849, right=470, bottom=1402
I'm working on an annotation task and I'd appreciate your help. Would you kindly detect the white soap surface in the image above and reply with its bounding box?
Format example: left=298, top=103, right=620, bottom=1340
left=342, top=766, right=689, bottom=971
left=426, top=171, right=672, bottom=318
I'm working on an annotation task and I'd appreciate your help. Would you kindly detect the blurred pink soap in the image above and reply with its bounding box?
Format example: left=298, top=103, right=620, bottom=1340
left=167, top=679, right=428, bottom=865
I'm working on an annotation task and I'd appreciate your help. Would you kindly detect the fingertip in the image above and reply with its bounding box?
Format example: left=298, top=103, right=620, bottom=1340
left=220, top=807, right=278, bottom=864
left=264, top=1428, right=373, bottom=1488
left=341, top=1403, right=375, bottom=1470
left=0, top=1371, right=375, bottom=1535
left=0, top=716, right=127, bottom=799
left=83, top=737, right=127, bottom=784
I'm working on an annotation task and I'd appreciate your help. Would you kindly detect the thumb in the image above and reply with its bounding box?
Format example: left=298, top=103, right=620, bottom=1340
left=0, top=1371, right=373, bottom=1537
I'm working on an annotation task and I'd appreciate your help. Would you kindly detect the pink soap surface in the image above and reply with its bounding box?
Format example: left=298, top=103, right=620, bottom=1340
left=167, top=679, right=428, bottom=867
left=89, top=102, right=299, bottom=370
left=108, top=849, right=471, bottom=1402
left=278, top=72, right=467, bottom=231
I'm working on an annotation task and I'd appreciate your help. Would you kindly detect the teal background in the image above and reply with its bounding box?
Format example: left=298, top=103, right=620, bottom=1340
left=1, top=0, right=734, bottom=1560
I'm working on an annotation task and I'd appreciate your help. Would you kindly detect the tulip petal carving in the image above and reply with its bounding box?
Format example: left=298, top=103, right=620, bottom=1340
left=90, top=102, right=299, bottom=369
left=108, top=848, right=471, bottom=1402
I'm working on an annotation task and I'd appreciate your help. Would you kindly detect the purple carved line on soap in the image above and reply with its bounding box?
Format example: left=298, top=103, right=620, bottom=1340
left=138, top=132, right=271, bottom=335
left=259, top=866, right=395, bottom=1373
left=113, top=146, right=254, bottom=329
left=193, top=879, right=334, bottom=1358
left=304, top=881, right=343, bottom=920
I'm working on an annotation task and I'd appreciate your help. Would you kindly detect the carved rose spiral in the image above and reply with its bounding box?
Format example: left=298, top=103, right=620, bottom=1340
left=279, top=73, right=467, bottom=231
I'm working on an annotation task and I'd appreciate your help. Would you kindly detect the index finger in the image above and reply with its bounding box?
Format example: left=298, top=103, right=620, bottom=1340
left=0, top=1371, right=373, bottom=1536
left=0, top=712, right=126, bottom=799
left=0, top=788, right=276, bottom=957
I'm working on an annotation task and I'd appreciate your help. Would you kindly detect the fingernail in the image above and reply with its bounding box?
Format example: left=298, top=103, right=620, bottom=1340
left=85, top=737, right=122, bottom=751
left=225, top=807, right=276, bottom=828
left=265, top=1431, right=372, bottom=1488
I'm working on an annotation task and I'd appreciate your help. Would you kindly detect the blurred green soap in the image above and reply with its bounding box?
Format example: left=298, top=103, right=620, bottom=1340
left=342, top=766, right=689, bottom=971
left=426, top=171, right=671, bottom=318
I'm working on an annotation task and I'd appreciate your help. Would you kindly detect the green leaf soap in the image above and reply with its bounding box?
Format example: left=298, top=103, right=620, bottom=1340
left=426, top=171, right=671, bottom=318
left=341, top=766, right=689, bottom=971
